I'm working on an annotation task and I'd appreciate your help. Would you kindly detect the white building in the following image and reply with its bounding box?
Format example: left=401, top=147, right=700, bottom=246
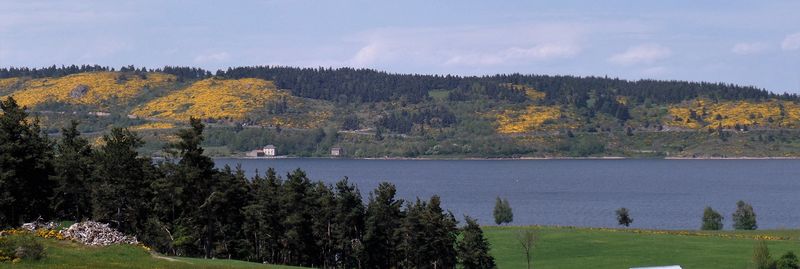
left=331, top=147, right=343, bottom=157
left=245, top=145, right=277, bottom=157
left=263, top=145, right=276, bottom=156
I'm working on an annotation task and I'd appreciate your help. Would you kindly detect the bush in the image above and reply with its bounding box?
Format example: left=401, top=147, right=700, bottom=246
left=701, top=206, right=724, bottom=230
left=0, top=235, right=46, bottom=262
left=777, top=251, right=799, bottom=269
left=733, top=200, right=758, bottom=230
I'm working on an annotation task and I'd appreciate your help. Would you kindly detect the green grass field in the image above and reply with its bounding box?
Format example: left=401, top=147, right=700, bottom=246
left=5, top=226, right=800, bottom=268
left=485, top=226, right=800, bottom=269
left=3, top=237, right=301, bottom=269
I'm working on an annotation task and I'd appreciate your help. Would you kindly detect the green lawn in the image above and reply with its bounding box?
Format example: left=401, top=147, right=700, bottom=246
left=3, top=237, right=302, bottom=269
left=485, top=226, right=800, bottom=269
left=5, top=226, right=800, bottom=268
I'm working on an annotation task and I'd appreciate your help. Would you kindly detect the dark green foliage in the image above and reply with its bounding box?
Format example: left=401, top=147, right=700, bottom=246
left=777, top=251, right=799, bottom=269
left=701, top=206, right=724, bottom=230
left=399, top=196, right=459, bottom=269
left=733, top=200, right=758, bottom=230
left=616, top=207, right=633, bottom=227
left=457, top=216, right=496, bottom=269
left=493, top=197, right=513, bottom=225
left=242, top=168, right=283, bottom=263
left=0, top=116, right=494, bottom=268
left=91, top=127, right=157, bottom=235
left=341, top=114, right=360, bottom=130
left=0, top=97, right=55, bottom=228
left=332, top=178, right=365, bottom=268
left=363, top=182, right=404, bottom=269
left=52, top=120, right=94, bottom=222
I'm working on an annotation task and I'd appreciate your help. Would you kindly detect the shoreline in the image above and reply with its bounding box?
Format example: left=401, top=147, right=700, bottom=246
left=211, top=155, right=800, bottom=160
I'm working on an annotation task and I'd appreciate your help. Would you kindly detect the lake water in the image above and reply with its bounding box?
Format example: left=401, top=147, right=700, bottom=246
left=215, top=158, right=800, bottom=230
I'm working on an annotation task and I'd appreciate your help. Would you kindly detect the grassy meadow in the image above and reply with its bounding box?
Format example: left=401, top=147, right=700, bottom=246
left=485, top=226, right=800, bottom=269
left=5, top=226, right=800, bottom=268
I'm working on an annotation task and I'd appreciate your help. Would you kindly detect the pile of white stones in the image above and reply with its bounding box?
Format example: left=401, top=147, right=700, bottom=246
left=59, top=221, right=138, bottom=246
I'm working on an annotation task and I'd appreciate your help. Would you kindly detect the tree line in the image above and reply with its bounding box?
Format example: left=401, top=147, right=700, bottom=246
left=4, top=65, right=794, bottom=108
left=0, top=96, right=496, bottom=268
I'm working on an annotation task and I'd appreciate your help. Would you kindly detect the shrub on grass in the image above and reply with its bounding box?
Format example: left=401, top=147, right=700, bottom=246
left=777, top=251, right=799, bottom=269
left=701, top=206, right=724, bottom=230
left=0, top=235, right=46, bottom=262
left=733, top=200, right=758, bottom=230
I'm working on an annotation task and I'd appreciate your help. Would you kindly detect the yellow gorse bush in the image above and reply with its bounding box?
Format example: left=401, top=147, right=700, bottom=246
left=7, top=72, right=175, bottom=109
left=668, top=99, right=800, bottom=129
left=495, top=84, right=564, bottom=134
left=0, top=78, right=21, bottom=90
left=131, top=78, right=284, bottom=121
left=130, top=122, right=176, bottom=130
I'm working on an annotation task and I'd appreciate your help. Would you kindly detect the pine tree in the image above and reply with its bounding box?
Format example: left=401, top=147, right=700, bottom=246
left=332, top=178, right=365, bottom=268
left=457, top=216, right=496, bottom=269
left=91, top=127, right=156, bottom=235
left=52, top=120, right=94, bottom=221
left=493, top=197, right=513, bottom=225
left=363, top=182, right=404, bottom=269
left=0, top=97, right=54, bottom=227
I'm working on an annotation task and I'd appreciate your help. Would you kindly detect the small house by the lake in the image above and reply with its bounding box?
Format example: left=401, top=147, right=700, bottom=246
left=263, top=145, right=276, bottom=156
left=246, top=145, right=277, bottom=157
left=331, top=147, right=343, bottom=157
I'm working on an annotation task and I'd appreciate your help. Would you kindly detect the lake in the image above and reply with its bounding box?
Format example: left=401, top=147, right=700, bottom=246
left=215, top=158, right=800, bottom=230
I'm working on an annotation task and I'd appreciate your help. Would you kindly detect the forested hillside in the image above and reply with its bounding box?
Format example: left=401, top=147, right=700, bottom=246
left=2, top=65, right=800, bottom=158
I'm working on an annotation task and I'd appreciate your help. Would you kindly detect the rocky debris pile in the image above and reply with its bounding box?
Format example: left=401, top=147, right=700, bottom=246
left=69, top=84, right=90, bottom=98
left=20, top=220, right=58, bottom=231
left=59, top=221, right=138, bottom=246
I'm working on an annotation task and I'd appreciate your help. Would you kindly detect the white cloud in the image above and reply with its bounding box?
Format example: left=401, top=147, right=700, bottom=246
left=347, top=23, right=588, bottom=67
left=782, top=33, right=800, bottom=51
left=609, top=44, right=672, bottom=65
left=731, top=42, right=769, bottom=55
left=194, top=52, right=231, bottom=63
left=444, top=44, right=580, bottom=66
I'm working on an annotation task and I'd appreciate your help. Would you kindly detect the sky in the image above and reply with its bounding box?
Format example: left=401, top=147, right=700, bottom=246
left=1, top=0, right=799, bottom=93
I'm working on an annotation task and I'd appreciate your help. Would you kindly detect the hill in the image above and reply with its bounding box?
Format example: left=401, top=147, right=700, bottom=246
left=1, top=65, right=800, bottom=158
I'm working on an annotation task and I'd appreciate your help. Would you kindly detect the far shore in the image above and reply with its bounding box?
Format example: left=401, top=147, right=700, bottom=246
left=209, top=155, right=800, bottom=161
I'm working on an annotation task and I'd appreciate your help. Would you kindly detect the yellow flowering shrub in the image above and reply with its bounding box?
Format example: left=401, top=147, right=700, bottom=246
left=131, top=78, right=284, bottom=120
left=494, top=84, right=564, bottom=134
left=497, top=105, right=561, bottom=134
left=667, top=99, right=800, bottom=129
left=7, top=72, right=175, bottom=109
left=0, top=78, right=21, bottom=91
left=130, top=122, right=176, bottom=131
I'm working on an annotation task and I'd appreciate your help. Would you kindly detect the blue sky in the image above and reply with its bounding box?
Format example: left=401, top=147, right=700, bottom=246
left=1, top=0, right=799, bottom=93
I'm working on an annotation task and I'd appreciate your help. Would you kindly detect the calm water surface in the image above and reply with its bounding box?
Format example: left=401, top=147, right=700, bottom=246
left=215, top=158, right=800, bottom=230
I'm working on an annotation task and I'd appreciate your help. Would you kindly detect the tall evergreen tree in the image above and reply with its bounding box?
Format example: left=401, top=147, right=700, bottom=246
left=400, top=196, right=458, bottom=269
left=280, top=169, right=318, bottom=266
left=332, top=178, right=365, bottom=268
left=363, top=182, right=404, bottom=269
left=91, top=127, right=157, bottom=235
left=457, top=216, right=496, bottom=269
left=52, top=120, right=94, bottom=222
left=0, top=97, right=54, bottom=227
left=243, top=168, right=284, bottom=263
